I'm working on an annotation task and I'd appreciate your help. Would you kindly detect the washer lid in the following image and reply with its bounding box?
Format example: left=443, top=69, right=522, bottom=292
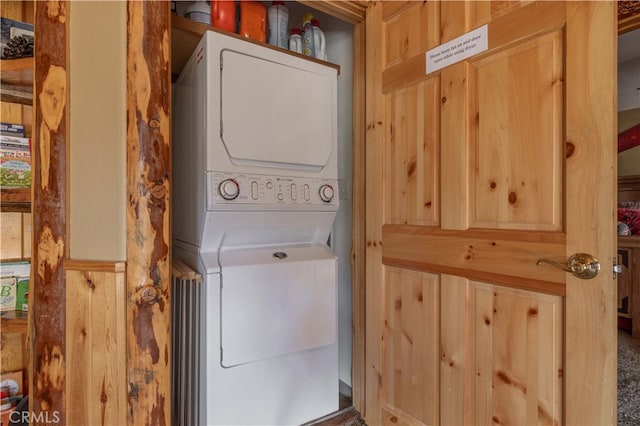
left=220, top=49, right=335, bottom=170
left=219, top=245, right=337, bottom=367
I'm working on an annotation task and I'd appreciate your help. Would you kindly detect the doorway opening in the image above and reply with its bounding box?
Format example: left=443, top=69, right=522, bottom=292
left=616, top=24, right=640, bottom=426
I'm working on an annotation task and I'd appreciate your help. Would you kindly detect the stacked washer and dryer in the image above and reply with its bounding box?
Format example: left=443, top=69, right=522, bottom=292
left=172, top=30, right=340, bottom=425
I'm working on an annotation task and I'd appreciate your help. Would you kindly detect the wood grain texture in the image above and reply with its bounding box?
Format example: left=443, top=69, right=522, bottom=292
left=126, top=2, right=171, bottom=424
left=0, top=212, right=30, bottom=260
left=619, top=0, right=640, bottom=34
left=0, top=58, right=34, bottom=87
left=0, top=188, right=30, bottom=212
left=364, top=1, right=384, bottom=423
left=469, top=31, right=563, bottom=231
left=383, top=267, right=439, bottom=425
left=440, top=62, right=470, bottom=230
left=367, top=2, right=617, bottom=424
left=0, top=332, right=27, bottom=373
left=296, top=0, right=367, bottom=25
left=0, top=0, right=34, bottom=23
left=467, top=1, right=525, bottom=28
left=65, top=264, right=126, bottom=425
left=1, top=212, right=23, bottom=259
left=385, top=80, right=440, bottom=227
left=564, top=2, right=617, bottom=425
left=440, top=275, right=469, bottom=425
left=0, top=310, right=28, bottom=334
left=351, top=18, right=367, bottom=414
left=472, top=283, right=563, bottom=425
left=32, top=1, right=68, bottom=423
left=383, top=1, right=435, bottom=68
left=382, top=225, right=566, bottom=294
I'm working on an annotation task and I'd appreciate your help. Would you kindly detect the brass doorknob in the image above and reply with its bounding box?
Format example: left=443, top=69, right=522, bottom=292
left=536, top=253, right=600, bottom=279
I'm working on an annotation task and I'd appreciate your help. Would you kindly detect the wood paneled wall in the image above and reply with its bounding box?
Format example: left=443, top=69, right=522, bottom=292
left=65, top=261, right=126, bottom=425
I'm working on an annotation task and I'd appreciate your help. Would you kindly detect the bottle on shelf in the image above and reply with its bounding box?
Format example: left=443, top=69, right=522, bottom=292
left=301, top=12, right=315, bottom=57
left=238, top=1, right=266, bottom=42
left=211, top=0, right=237, bottom=33
left=268, top=1, right=289, bottom=49
left=288, top=28, right=302, bottom=54
left=311, top=19, right=326, bottom=61
left=185, top=0, right=211, bottom=25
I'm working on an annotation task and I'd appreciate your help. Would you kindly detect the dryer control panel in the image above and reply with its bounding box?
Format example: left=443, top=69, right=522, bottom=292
left=208, top=172, right=339, bottom=210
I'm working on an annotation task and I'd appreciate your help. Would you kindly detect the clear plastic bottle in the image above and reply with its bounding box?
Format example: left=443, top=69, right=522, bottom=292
left=185, top=0, right=211, bottom=25
left=288, top=28, right=302, bottom=54
left=268, top=1, right=289, bottom=49
left=301, top=12, right=315, bottom=57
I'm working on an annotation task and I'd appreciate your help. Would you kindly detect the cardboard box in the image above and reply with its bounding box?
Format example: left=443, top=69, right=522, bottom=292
left=0, top=277, right=16, bottom=312
left=0, top=135, right=31, bottom=188
left=0, top=18, right=33, bottom=59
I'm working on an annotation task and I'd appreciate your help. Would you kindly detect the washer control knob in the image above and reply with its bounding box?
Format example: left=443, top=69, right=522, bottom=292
left=318, top=184, right=334, bottom=203
left=218, top=178, right=240, bottom=200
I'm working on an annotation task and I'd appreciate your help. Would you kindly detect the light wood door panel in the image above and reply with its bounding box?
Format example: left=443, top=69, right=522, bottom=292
left=383, top=267, right=439, bottom=425
left=473, top=282, right=563, bottom=425
left=383, top=1, right=437, bottom=68
left=469, top=31, right=563, bottom=231
left=385, top=80, right=440, bottom=226
left=365, top=1, right=616, bottom=425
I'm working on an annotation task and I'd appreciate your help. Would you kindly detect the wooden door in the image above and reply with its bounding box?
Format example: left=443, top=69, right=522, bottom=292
left=364, top=1, right=617, bottom=425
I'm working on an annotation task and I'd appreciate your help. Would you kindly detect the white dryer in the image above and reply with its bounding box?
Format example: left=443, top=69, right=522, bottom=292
left=172, top=30, right=340, bottom=425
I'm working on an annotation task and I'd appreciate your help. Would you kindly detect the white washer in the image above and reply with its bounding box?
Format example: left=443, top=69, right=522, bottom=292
left=172, top=30, right=340, bottom=425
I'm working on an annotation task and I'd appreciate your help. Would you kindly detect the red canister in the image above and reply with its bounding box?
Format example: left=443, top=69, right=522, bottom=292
left=211, top=0, right=237, bottom=33
left=237, top=1, right=266, bottom=42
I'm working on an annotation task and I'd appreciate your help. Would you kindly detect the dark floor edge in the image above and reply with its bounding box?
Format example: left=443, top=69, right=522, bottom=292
left=308, top=406, right=365, bottom=426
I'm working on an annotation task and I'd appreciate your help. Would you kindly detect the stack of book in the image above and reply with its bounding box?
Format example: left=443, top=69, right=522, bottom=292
left=0, top=123, right=30, bottom=188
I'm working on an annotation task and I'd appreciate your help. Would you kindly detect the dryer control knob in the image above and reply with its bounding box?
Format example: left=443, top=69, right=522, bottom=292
left=218, top=178, right=240, bottom=200
left=318, top=184, right=334, bottom=203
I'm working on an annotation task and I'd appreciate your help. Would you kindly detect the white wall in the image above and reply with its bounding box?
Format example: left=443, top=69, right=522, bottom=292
left=325, top=15, right=354, bottom=391
left=69, top=1, right=126, bottom=260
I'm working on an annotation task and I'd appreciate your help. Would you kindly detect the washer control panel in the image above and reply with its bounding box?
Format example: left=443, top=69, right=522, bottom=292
left=209, top=172, right=338, bottom=207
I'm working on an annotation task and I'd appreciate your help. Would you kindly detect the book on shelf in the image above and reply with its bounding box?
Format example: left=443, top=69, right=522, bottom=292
left=0, top=261, right=29, bottom=312
left=0, top=123, right=25, bottom=138
left=0, top=135, right=31, bottom=188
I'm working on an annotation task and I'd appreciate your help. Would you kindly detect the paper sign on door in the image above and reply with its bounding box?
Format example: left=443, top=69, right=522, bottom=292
left=426, top=25, right=488, bottom=74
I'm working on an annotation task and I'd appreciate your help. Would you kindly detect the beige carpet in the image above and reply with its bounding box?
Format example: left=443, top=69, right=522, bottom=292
left=618, top=329, right=640, bottom=425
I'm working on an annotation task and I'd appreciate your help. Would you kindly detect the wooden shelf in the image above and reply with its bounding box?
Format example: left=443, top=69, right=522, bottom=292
left=171, top=14, right=340, bottom=81
left=0, top=57, right=33, bottom=105
left=0, top=310, right=28, bottom=334
left=619, top=235, right=640, bottom=249
left=0, top=188, right=31, bottom=213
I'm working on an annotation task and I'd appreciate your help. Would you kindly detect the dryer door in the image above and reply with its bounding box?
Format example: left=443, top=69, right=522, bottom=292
left=219, top=49, right=336, bottom=170
left=219, top=245, right=337, bottom=367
